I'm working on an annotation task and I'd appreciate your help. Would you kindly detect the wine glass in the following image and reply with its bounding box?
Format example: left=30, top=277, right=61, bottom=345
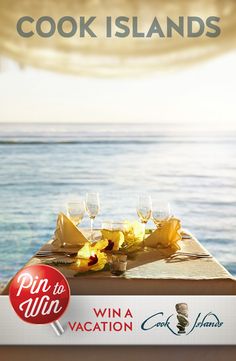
left=137, top=194, right=152, bottom=237
left=86, top=192, right=100, bottom=241
left=152, top=201, right=171, bottom=228
left=67, top=200, right=85, bottom=226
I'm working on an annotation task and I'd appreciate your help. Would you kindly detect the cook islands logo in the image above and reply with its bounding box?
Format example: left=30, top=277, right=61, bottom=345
left=175, top=303, right=189, bottom=334
left=141, top=302, right=224, bottom=336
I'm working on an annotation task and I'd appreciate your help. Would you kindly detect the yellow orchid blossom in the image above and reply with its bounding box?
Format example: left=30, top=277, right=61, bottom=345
left=101, top=229, right=125, bottom=251
left=70, top=240, right=108, bottom=272
left=100, top=221, right=145, bottom=253
left=122, top=221, right=145, bottom=251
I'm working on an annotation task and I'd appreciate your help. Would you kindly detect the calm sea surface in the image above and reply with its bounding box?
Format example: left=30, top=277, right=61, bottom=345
left=0, top=122, right=236, bottom=284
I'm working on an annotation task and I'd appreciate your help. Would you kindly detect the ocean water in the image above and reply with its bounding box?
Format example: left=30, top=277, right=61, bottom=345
left=0, top=122, right=236, bottom=284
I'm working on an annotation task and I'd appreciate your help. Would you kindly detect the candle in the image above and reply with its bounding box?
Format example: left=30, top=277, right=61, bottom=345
left=109, top=254, right=127, bottom=276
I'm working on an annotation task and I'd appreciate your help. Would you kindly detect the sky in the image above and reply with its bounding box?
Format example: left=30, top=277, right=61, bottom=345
left=0, top=50, right=236, bottom=128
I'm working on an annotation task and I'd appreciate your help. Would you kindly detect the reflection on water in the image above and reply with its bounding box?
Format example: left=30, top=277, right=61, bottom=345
left=0, top=123, right=236, bottom=283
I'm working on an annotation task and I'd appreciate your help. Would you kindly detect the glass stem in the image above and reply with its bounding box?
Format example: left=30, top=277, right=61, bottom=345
left=143, top=222, right=146, bottom=243
left=90, top=218, right=94, bottom=241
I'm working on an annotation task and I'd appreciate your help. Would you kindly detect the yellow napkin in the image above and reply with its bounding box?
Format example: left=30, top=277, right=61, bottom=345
left=144, top=217, right=182, bottom=249
left=52, top=213, right=88, bottom=249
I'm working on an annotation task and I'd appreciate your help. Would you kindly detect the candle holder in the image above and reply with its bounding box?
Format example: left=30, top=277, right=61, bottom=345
left=109, top=254, right=127, bottom=276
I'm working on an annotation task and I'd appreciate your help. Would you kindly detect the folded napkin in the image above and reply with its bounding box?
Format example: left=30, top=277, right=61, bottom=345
left=144, top=217, right=182, bottom=250
left=52, top=213, right=88, bottom=249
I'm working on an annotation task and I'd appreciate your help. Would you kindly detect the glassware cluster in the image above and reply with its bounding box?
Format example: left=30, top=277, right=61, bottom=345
left=67, top=192, right=171, bottom=242
left=67, top=192, right=100, bottom=241
left=136, top=194, right=171, bottom=234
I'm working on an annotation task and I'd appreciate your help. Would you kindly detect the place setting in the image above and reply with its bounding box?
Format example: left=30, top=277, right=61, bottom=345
left=34, top=192, right=211, bottom=277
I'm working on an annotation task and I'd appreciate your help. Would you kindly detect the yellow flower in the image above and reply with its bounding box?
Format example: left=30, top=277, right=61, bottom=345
left=89, top=251, right=107, bottom=271
left=101, top=229, right=125, bottom=251
left=70, top=240, right=108, bottom=272
left=123, top=221, right=145, bottom=252
left=92, top=239, right=109, bottom=252
left=101, top=221, right=144, bottom=253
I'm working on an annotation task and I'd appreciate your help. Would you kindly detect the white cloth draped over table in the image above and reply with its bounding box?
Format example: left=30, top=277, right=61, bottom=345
left=0, top=0, right=236, bottom=75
